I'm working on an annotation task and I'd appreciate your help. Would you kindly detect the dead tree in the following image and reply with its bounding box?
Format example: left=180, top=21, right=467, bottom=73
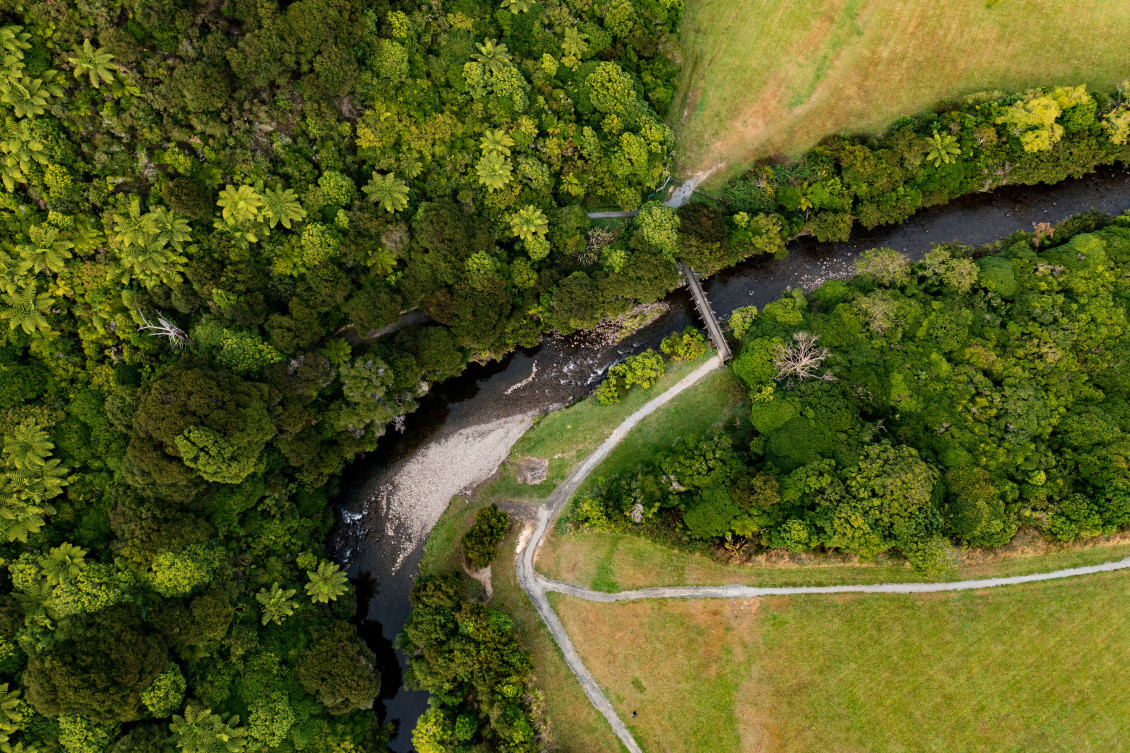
left=137, top=311, right=188, bottom=349
left=773, top=331, right=836, bottom=383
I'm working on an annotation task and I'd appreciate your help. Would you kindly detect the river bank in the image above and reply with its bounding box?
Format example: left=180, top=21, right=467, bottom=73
left=330, top=165, right=1130, bottom=751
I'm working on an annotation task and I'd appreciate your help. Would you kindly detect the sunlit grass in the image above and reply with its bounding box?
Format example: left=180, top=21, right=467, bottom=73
left=557, top=570, right=1130, bottom=752
left=672, top=0, right=1130, bottom=184
left=540, top=528, right=1130, bottom=590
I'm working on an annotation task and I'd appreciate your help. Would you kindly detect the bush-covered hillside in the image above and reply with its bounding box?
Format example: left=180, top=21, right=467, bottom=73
left=0, top=0, right=683, bottom=751
left=578, top=217, right=1130, bottom=572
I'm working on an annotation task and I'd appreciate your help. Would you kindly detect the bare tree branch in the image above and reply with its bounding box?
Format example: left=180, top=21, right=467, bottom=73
left=137, top=310, right=188, bottom=349
left=773, top=331, right=836, bottom=383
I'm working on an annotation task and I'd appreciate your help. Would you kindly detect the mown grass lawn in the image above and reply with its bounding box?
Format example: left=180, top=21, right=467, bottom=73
left=555, top=570, right=1130, bottom=753
left=673, top=0, right=1130, bottom=183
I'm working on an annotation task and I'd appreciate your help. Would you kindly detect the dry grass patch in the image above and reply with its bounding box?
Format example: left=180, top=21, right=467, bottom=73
left=673, top=0, right=1130, bottom=184
left=539, top=528, right=1130, bottom=590
left=552, top=594, right=764, bottom=753
left=555, top=571, right=1130, bottom=753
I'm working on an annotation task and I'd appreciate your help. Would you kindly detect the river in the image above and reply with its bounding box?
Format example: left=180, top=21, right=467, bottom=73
left=329, top=166, right=1130, bottom=751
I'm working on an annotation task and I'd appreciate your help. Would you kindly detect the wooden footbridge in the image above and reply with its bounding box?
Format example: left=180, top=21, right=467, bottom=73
left=678, top=263, right=731, bottom=362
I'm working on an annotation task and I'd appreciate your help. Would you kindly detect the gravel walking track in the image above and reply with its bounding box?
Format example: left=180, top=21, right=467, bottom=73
left=514, top=352, right=1130, bottom=753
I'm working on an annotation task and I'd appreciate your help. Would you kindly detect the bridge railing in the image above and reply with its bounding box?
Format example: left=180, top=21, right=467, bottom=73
left=677, top=263, right=731, bottom=362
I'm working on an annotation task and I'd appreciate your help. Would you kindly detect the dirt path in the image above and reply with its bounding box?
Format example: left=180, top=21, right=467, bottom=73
left=584, top=166, right=725, bottom=219
left=664, top=164, right=724, bottom=207
left=514, top=351, right=1130, bottom=753
left=536, top=556, right=1130, bottom=601
left=516, top=355, right=724, bottom=753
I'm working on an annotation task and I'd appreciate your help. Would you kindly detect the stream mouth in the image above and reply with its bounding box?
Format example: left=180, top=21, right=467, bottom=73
left=330, top=165, right=1130, bottom=752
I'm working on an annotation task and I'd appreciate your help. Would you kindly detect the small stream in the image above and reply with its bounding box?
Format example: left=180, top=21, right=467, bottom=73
left=330, top=166, right=1130, bottom=751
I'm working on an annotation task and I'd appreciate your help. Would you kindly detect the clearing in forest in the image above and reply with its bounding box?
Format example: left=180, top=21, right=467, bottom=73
left=553, top=570, right=1130, bottom=753
left=672, top=0, right=1130, bottom=184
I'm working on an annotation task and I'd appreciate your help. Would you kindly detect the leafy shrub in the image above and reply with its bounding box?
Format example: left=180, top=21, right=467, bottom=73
left=977, top=256, right=1019, bottom=297
left=596, top=348, right=666, bottom=404
left=682, top=484, right=741, bottom=539
left=462, top=504, right=510, bottom=569
left=727, top=306, right=759, bottom=340
left=401, top=577, right=538, bottom=751
left=660, top=326, right=707, bottom=362
left=216, top=329, right=284, bottom=376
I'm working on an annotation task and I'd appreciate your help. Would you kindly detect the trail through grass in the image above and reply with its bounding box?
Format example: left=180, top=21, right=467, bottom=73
left=540, top=528, right=1130, bottom=590
left=556, top=570, right=1130, bottom=752
left=481, top=353, right=714, bottom=506
left=573, top=365, right=748, bottom=499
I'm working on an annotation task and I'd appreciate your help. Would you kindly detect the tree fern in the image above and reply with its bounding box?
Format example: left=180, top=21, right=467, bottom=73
left=170, top=705, right=248, bottom=753
left=216, top=185, right=264, bottom=225
left=0, top=684, right=24, bottom=735
left=3, top=421, right=53, bottom=468
left=18, top=225, right=73, bottom=274
left=0, top=26, right=31, bottom=65
left=43, top=543, right=87, bottom=585
left=0, top=75, right=58, bottom=118
left=479, top=128, right=515, bottom=156
left=149, top=207, right=192, bottom=251
left=256, top=583, right=297, bottom=625
left=1, top=284, right=53, bottom=335
left=68, top=40, right=115, bottom=88
left=261, top=187, right=306, bottom=229
left=0, top=117, right=46, bottom=190
left=475, top=152, right=512, bottom=192
left=0, top=502, right=51, bottom=544
left=562, top=28, right=589, bottom=60
left=362, top=172, right=409, bottom=213
left=926, top=131, right=961, bottom=167
left=472, top=40, right=512, bottom=74
left=304, top=561, right=349, bottom=604
left=509, top=206, right=549, bottom=242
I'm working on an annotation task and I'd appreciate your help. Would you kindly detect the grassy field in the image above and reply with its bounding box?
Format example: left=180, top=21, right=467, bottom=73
left=555, top=569, right=1130, bottom=753
left=672, top=0, right=1130, bottom=183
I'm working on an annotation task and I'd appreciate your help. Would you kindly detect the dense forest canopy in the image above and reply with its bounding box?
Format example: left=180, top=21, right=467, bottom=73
left=0, top=0, right=686, bottom=750
left=579, top=217, right=1130, bottom=572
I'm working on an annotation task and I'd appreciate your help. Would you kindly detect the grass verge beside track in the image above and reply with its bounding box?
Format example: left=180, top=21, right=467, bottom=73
left=539, top=529, right=1130, bottom=591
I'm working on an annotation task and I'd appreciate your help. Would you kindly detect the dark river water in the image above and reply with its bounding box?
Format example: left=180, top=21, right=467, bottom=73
left=330, top=166, right=1130, bottom=751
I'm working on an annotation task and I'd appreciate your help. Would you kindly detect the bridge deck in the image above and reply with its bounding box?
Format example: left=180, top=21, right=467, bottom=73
left=678, top=263, right=731, bottom=361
